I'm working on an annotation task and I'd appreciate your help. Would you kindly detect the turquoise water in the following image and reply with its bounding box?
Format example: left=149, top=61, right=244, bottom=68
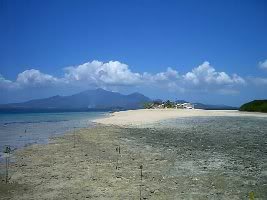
left=0, top=112, right=107, bottom=158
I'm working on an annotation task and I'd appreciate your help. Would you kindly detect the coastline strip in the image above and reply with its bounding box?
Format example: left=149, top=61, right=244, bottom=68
left=93, top=109, right=267, bottom=126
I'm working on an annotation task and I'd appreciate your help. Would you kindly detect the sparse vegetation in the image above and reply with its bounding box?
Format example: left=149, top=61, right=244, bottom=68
left=164, top=100, right=175, bottom=108
left=3, top=145, right=11, bottom=184
left=139, top=164, right=143, bottom=200
left=143, top=100, right=193, bottom=109
left=3, top=121, right=267, bottom=199
left=143, top=102, right=153, bottom=109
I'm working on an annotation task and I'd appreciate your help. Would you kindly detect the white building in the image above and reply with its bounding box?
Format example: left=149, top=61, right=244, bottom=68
left=176, top=103, right=194, bottom=109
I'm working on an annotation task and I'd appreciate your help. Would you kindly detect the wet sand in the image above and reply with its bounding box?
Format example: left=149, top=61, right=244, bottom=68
left=1, top=119, right=267, bottom=199
left=1, top=125, right=190, bottom=200
left=94, top=109, right=267, bottom=126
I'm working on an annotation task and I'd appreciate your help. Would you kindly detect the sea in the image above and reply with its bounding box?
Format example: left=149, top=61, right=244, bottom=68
left=0, top=111, right=107, bottom=161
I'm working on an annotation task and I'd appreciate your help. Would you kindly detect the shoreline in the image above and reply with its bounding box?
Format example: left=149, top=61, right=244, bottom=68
left=1, top=125, right=177, bottom=199
left=93, top=109, right=267, bottom=127
left=0, top=111, right=107, bottom=163
left=1, top=110, right=267, bottom=199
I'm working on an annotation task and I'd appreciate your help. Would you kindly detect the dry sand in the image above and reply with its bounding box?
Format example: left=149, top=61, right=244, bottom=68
left=94, top=109, right=267, bottom=126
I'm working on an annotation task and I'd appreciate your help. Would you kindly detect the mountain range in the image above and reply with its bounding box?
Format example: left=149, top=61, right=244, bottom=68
left=0, top=88, right=150, bottom=112
left=0, top=88, right=238, bottom=112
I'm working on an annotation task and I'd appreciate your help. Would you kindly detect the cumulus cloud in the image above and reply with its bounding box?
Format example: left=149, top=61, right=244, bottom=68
left=64, top=60, right=142, bottom=86
left=0, top=74, right=14, bottom=89
left=183, top=61, right=245, bottom=86
left=16, top=69, right=59, bottom=87
left=143, top=67, right=179, bottom=82
left=0, top=60, right=247, bottom=95
left=0, top=69, right=61, bottom=91
left=259, top=59, right=267, bottom=70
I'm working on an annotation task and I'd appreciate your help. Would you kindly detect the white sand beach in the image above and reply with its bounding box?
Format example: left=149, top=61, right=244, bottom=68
left=94, top=109, right=267, bottom=126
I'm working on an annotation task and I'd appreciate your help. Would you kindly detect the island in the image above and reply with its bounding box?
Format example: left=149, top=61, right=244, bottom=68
left=239, top=100, right=267, bottom=113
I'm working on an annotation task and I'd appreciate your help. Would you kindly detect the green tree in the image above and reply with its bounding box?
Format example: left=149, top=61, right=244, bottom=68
left=143, top=102, right=153, bottom=109
left=164, top=100, right=175, bottom=108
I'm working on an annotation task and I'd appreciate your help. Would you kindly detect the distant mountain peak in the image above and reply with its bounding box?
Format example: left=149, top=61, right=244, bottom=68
left=0, top=88, right=151, bottom=111
left=95, top=88, right=106, bottom=91
left=128, top=92, right=145, bottom=96
left=51, top=95, right=61, bottom=98
left=78, top=88, right=109, bottom=95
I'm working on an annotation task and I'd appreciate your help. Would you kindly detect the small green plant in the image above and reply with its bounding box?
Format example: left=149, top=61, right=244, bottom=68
left=143, top=102, right=153, bottom=109
left=139, top=164, right=143, bottom=200
left=164, top=100, right=175, bottom=108
left=249, top=191, right=255, bottom=200
left=3, top=145, right=11, bottom=184
left=73, top=127, right=77, bottom=148
left=115, top=146, right=121, bottom=170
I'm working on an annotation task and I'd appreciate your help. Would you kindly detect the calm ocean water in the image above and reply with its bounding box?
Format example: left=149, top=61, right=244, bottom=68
left=0, top=111, right=107, bottom=160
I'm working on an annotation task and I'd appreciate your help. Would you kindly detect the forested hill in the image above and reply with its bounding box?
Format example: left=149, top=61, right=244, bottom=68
left=239, top=100, right=267, bottom=113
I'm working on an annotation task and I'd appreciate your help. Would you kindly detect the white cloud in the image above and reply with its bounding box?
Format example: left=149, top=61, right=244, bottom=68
left=0, top=60, right=247, bottom=95
left=248, top=77, right=267, bottom=85
left=217, top=88, right=240, bottom=95
left=64, top=60, right=142, bottom=86
left=0, top=74, right=14, bottom=89
left=143, top=61, right=245, bottom=94
left=259, top=59, right=267, bottom=70
left=183, top=61, right=245, bottom=86
left=143, top=67, right=179, bottom=83
left=16, top=69, right=59, bottom=87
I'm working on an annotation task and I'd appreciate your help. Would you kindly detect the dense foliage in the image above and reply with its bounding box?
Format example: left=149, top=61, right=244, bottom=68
left=239, top=100, right=267, bottom=113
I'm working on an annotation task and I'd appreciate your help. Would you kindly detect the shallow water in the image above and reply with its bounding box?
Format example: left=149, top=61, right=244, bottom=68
left=0, top=112, right=107, bottom=160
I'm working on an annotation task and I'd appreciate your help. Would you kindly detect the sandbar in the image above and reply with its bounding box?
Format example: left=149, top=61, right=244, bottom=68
left=94, top=109, right=267, bottom=126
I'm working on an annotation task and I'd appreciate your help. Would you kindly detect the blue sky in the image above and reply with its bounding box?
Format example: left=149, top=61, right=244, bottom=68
left=0, top=0, right=267, bottom=106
